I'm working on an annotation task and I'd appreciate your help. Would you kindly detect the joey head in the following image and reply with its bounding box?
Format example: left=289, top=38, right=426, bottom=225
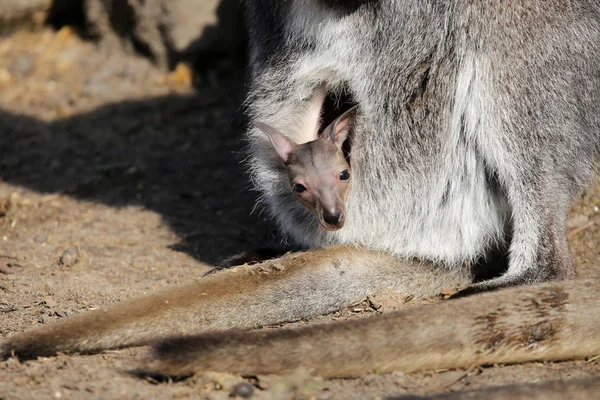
left=252, top=106, right=357, bottom=231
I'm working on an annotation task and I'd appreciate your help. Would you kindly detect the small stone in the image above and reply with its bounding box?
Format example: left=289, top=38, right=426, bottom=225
left=34, top=234, right=47, bottom=243
left=361, top=374, right=378, bottom=386
left=0, top=264, right=23, bottom=274
left=0, top=304, right=17, bottom=313
left=316, top=391, right=333, bottom=400
left=4, top=356, right=19, bottom=367
left=55, top=310, right=68, bottom=318
left=159, top=62, right=193, bottom=87
left=57, top=26, right=75, bottom=41
left=567, top=214, right=588, bottom=229
left=43, top=296, right=57, bottom=308
left=59, top=246, right=79, bottom=267
left=9, top=55, right=34, bottom=76
left=0, top=69, right=12, bottom=85
left=233, top=382, right=254, bottom=398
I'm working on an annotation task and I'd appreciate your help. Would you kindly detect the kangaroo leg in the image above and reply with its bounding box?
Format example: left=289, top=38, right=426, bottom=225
left=146, top=279, right=600, bottom=378
left=455, top=188, right=575, bottom=297
left=1, top=246, right=469, bottom=360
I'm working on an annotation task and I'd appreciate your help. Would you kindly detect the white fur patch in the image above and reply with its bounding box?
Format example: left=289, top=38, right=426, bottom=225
left=248, top=4, right=511, bottom=267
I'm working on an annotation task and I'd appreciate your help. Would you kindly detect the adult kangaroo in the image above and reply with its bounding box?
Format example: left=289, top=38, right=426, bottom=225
left=3, top=0, right=600, bottom=379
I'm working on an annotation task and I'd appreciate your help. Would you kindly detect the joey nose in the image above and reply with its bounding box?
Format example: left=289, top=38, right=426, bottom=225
left=323, top=210, right=343, bottom=226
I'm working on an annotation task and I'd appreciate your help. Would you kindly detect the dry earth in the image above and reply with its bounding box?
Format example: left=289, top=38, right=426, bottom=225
left=1, top=27, right=600, bottom=400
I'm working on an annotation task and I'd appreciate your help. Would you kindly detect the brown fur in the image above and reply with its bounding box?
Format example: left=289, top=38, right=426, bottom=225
left=2, top=246, right=600, bottom=380
left=145, top=279, right=600, bottom=378
left=1, top=246, right=469, bottom=360
left=3, top=248, right=598, bottom=379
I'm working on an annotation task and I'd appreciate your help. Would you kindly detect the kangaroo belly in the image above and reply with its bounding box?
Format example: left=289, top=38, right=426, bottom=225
left=333, top=146, right=509, bottom=266
left=313, top=38, right=506, bottom=265
left=246, top=2, right=507, bottom=264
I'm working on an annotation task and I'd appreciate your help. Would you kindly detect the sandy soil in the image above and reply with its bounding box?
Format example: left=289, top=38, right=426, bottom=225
left=1, top=27, right=600, bottom=400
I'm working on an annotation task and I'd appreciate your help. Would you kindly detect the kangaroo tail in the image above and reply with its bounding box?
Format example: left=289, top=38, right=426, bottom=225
left=146, top=279, right=600, bottom=378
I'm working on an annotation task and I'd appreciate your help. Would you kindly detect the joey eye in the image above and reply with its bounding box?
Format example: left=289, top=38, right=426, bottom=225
left=293, top=183, right=307, bottom=193
left=339, top=170, right=350, bottom=180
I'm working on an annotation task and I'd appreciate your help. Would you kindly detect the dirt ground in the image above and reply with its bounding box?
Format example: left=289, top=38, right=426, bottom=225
left=1, top=27, right=600, bottom=400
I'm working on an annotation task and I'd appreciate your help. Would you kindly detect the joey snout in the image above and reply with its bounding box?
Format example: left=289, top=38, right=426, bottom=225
left=317, top=202, right=346, bottom=230
left=322, top=209, right=345, bottom=229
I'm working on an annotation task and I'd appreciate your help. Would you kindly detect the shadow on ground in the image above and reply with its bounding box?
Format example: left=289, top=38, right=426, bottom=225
left=0, top=74, right=276, bottom=265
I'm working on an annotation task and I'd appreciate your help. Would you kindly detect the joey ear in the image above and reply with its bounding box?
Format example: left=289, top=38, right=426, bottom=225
left=252, top=120, right=298, bottom=163
left=325, top=105, right=358, bottom=149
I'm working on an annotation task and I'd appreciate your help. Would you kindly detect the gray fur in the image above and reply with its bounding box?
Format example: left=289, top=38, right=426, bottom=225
left=244, top=0, right=600, bottom=289
left=2, top=1, right=600, bottom=371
